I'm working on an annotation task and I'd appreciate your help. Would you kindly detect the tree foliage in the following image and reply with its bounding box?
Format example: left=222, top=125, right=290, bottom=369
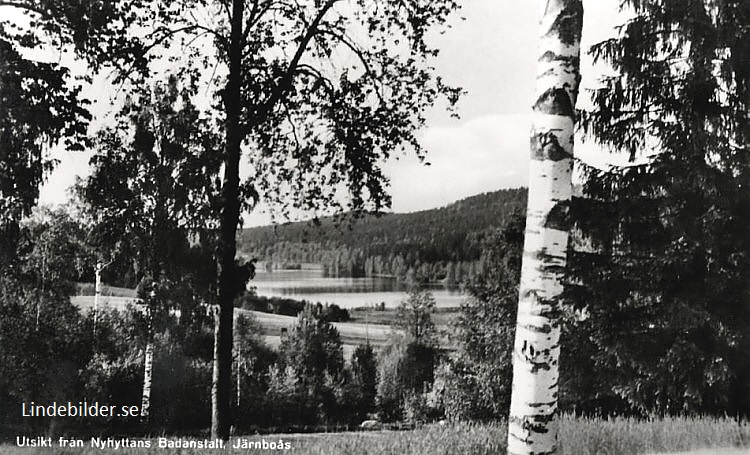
left=376, top=333, right=437, bottom=423
left=122, top=0, right=463, bottom=437
left=394, top=289, right=437, bottom=344
left=0, top=0, right=147, bottom=73
left=0, top=41, right=88, bottom=254
left=20, top=207, right=93, bottom=293
left=7, top=0, right=463, bottom=437
left=571, top=0, right=750, bottom=416
left=0, top=0, right=145, bottom=260
left=347, top=343, right=377, bottom=422
left=79, top=74, right=223, bottom=288
left=440, top=208, right=524, bottom=421
left=232, top=313, right=277, bottom=430
left=376, top=290, right=440, bottom=423
left=77, top=74, right=233, bottom=428
left=136, top=0, right=463, bottom=215
left=274, top=305, right=345, bottom=425
left=0, top=212, right=94, bottom=432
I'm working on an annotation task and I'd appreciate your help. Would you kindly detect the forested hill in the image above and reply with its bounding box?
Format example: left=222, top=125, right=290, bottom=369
left=238, top=188, right=527, bottom=284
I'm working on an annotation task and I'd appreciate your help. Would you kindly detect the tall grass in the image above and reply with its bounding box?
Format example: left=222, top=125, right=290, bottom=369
left=4, top=416, right=748, bottom=454
left=560, top=415, right=749, bottom=454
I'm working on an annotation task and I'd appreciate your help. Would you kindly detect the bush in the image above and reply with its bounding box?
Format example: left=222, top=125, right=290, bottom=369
left=273, top=305, right=346, bottom=427
left=403, top=391, right=443, bottom=425
left=233, top=314, right=278, bottom=431
left=150, top=332, right=212, bottom=432
left=443, top=212, right=522, bottom=422
left=432, top=361, right=480, bottom=422
left=0, top=274, right=94, bottom=434
left=376, top=334, right=438, bottom=423
left=347, top=344, right=378, bottom=422
left=266, top=364, right=302, bottom=429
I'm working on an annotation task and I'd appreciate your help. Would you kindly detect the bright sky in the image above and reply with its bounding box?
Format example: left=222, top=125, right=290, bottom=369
left=35, top=0, right=628, bottom=227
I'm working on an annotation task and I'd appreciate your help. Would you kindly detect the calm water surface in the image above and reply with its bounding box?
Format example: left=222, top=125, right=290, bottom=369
left=251, top=269, right=464, bottom=309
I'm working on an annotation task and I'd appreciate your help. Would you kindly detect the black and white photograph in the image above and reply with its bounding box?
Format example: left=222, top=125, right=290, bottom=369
left=1, top=0, right=750, bottom=454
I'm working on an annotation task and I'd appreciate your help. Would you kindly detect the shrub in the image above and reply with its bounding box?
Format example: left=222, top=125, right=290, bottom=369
left=273, top=305, right=346, bottom=427
left=376, top=334, right=438, bottom=423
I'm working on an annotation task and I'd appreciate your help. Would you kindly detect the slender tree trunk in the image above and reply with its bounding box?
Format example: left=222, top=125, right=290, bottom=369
left=212, top=0, right=245, bottom=441
left=141, top=331, right=154, bottom=423
left=506, top=1, right=582, bottom=454
left=94, top=262, right=102, bottom=337
left=141, top=282, right=157, bottom=425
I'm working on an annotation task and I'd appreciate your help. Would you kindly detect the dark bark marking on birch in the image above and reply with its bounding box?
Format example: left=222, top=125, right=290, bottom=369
left=538, top=264, right=566, bottom=276
left=547, top=0, right=584, bottom=46
left=532, top=251, right=567, bottom=277
left=534, top=87, right=575, bottom=117
left=539, top=51, right=580, bottom=68
left=531, top=412, right=556, bottom=424
left=509, top=414, right=556, bottom=427
left=544, top=200, right=570, bottom=230
left=518, top=292, right=563, bottom=322
left=538, top=309, right=562, bottom=324
left=510, top=417, right=553, bottom=436
left=520, top=340, right=553, bottom=372
left=533, top=250, right=566, bottom=263
left=530, top=363, right=550, bottom=373
left=509, top=430, right=531, bottom=444
left=522, top=323, right=553, bottom=334
left=526, top=322, right=554, bottom=334
left=519, top=289, right=562, bottom=311
left=531, top=129, right=570, bottom=161
left=528, top=400, right=557, bottom=408
left=508, top=417, right=558, bottom=454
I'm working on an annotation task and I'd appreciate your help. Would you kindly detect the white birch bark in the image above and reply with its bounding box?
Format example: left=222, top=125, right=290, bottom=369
left=141, top=340, right=153, bottom=422
left=93, top=262, right=102, bottom=335
left=141, top=301, right=154, bottom=423
left=507, top=1, right=583, bottom=454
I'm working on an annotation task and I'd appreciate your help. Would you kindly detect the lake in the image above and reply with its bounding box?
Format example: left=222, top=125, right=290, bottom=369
left=250, top=268, right=465, bottom=309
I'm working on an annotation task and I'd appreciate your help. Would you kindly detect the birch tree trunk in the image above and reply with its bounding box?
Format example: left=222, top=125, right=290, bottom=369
left=141, top=303, right=154, bottom=423
left=141, top=339, right=154, bottom=422
left=506, top=1, right=583, bottom=454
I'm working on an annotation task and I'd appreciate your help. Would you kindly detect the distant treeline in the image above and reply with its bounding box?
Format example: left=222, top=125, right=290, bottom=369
left=238, top=188, right=527, bottom=284
left=236, top=294, right=351, bottom=322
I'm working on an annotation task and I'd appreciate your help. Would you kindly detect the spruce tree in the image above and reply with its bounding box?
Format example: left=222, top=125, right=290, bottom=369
left=571, top=0, right=750, bottom=416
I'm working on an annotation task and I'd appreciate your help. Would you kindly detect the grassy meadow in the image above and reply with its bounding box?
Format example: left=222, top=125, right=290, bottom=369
left=69, top=295, right=399, bottom=349
left=348, top=306, right=460, bottom=328
left=74, top=283, right=138, bottom=298
left=69, top=290, right=461, bottom=358
left=4, top=416, right=749, bottom=455
left=249, top=309, right=394, bottom=358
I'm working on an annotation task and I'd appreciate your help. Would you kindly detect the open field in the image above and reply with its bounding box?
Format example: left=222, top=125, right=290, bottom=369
left=71, top=295, right=139, bottom=311
left=250, top=310, right=393, bottom=358
left=70, top=283, right=462, bottom=354
left=70, top=296, right=399, bottom=356
left=348, top=306, right=459, bottom=328
left=74, top=283, right=138, bottom=298
left=4, top=416, right=749, bottom=454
